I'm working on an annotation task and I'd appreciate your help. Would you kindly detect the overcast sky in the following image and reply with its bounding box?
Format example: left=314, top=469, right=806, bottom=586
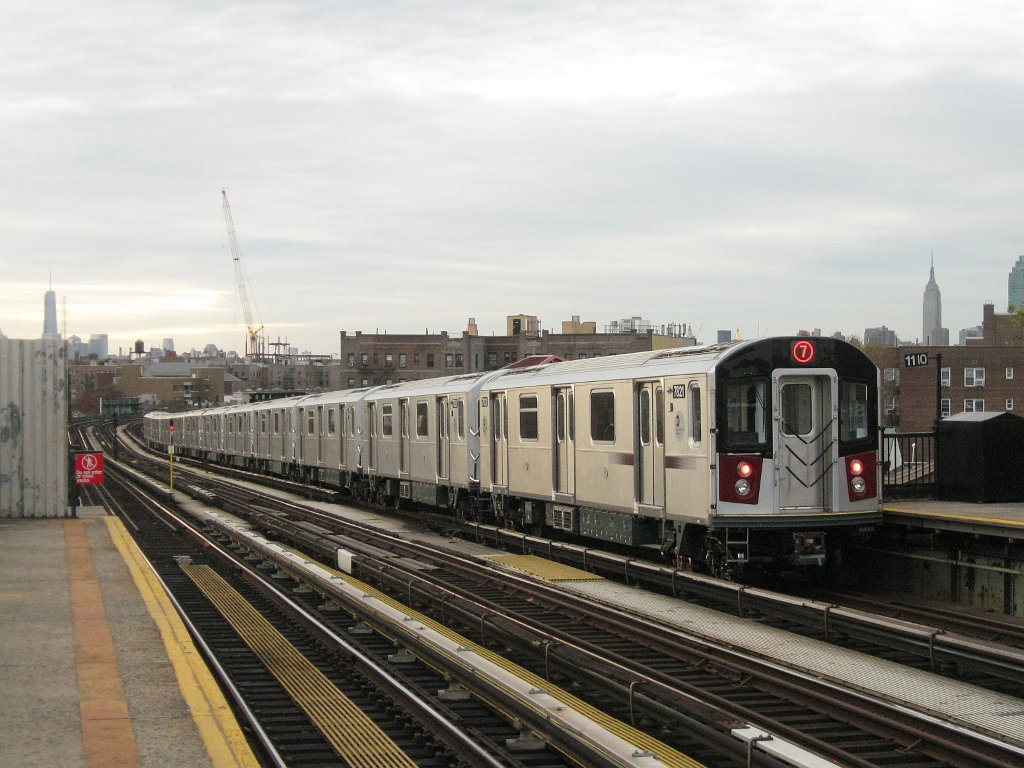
left=2, top=1, right=1022, bottom=356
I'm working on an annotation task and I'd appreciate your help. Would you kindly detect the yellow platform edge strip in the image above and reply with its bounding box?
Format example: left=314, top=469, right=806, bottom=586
left=104, top=517, right=261, bottom=768
left=486, top=554, right=604, bottom=582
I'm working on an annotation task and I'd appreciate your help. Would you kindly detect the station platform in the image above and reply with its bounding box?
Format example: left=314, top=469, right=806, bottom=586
left=883, top=499, right=1024, bottom=540
left=0, top=508, right=259, bottom=768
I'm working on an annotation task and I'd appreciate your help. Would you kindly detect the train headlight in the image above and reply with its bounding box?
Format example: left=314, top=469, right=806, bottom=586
left=851, top=476, right=867, bottom=494
left=735, top=478, right=752, bottom=496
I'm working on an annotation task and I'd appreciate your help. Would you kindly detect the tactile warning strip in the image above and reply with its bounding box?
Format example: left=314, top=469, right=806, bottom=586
left=487, top=554, right=603, bottom=582
left=181, top=563, right=418, bottom=768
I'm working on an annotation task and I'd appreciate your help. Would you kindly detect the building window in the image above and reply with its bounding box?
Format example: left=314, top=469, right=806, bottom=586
left=578, top=353, right=587, bottom=360
left=426, top=354, right=435, bottom=368
left=940, top=367, right=950, bottom=387
left=455, top=353, right=464, bottom=367
left=347, top=378, right=355, bottom=388
left=940, top=398, right=950, bottom=417
left=487, top=352, right=497, bottom=367
left=519, top=394, right=538, bottom=440
left=385, top=353, right=393, bottom=366
left=590, top=391, right=615, bottom=442
left=885, top=397, right=897, bottom=415
left=360, top=353, right=368, bottom=366
left=1007, top=398, right=1015, bottom=411
left=399, top=353, right=407, bottom=368
left=964, top=398, right=985, bottom=412
left=445, top=353, right=454, bottom=367
left=964, top=367, right=985, bottom=387
left=883, top=367, right=898, bottom=383
left=1007, top=367, right=1014, bottom=380
left=361, top=378, right=369, bottom=387
left=347, top=353, right=355, bottom=368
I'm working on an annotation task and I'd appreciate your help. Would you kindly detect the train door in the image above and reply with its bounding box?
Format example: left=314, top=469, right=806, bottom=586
left=367, top=402, right=377, bottom=472
left=776, top=375, right=832, bottom=510
left=491, top=392, right=508, bottom=487
left=635, top=381, right=665, bottom=508
left=317, top=406, right=324, bottom=465
left=437, top=396, right=450, bottom=479
left=553, top=387, right=575, bottom=497
left=399, top=399, right=410, bottom=474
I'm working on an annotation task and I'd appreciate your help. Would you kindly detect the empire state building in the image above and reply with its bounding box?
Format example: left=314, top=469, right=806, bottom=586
left=922, top=260, right=948, bottom=346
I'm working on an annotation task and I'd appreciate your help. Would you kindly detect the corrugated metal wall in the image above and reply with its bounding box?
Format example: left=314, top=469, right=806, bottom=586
left=0, top=338, right=68, bottom=517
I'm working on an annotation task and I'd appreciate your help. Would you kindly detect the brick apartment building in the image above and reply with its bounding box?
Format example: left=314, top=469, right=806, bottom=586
left=337, top=316, right=695, bottom=388
left=871, top=303, right=1024, bottom=431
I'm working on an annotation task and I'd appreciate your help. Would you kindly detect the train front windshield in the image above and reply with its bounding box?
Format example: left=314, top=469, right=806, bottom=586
left=719, top=375, right=876, bottom=457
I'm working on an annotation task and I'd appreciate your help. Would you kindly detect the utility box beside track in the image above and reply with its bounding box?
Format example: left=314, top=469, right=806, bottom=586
left=936, top=411, right=1024, bottom=503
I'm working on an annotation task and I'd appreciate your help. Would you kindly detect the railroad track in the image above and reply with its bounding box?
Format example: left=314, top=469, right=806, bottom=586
left=98, top=419, right=1024, bottom=767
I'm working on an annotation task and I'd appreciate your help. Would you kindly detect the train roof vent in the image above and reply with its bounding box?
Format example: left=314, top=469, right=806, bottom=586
left=501, top=354, right=565, bottom=370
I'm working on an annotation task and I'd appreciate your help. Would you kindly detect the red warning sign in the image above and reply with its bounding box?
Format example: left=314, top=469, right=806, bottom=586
left=74, top=452, right=105, bottom=485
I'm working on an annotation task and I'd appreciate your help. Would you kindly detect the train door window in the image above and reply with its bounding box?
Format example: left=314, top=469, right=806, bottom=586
left=308, top=409, right=315, bottom=435
left=839, top=381, right=870, bottom=442
left=416, top=402, right=429, bottom=437
left=591, top=391, right=615, bottom=442
left=724, top=380, right=768, bottom=447
left=689, top=385, right=702, bottom=444
left=273, top=412, right=280, bottom=434
left=327, top=408, right=336, bottom=435
left=655, top=386, right=665, bottom=445
left=454, top=399, right=465, bottom=439
left=369, top=404, right=377, bottom=437
left=260, top=412, right=267, bottom=434
left=345, top=408, right=354, bottom=437
left=493, top=398, right=503, bottom=440
left=569, top=391, right=575, bottom=440
left=520, top=394, right=539, bottom=440
left=556, top=392, right=566, bottom=443
left=639, top=389, right=651, bottom=445
left=781, top=383, right=813, bottom=436
left=382, top=404, right=393, bottom=436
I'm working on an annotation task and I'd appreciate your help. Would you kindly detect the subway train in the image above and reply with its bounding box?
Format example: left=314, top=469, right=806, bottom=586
left=144, top=336, right=881, bottom=576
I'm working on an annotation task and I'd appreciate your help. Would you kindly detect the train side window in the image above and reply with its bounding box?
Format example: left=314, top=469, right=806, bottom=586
left=839, top=381, right=870, bottom=442
left=520, top=394, right=539, bottom=440
left=689, top=385, right=702, bottom=444
left=591, top=391, right=615, bottom=442
left=781, top=383, right=813, bottom=436
left=416, top=402, right=429, bottom=437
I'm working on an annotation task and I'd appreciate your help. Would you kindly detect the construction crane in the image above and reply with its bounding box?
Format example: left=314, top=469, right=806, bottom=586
left=221, top=189, right=265, bottom=360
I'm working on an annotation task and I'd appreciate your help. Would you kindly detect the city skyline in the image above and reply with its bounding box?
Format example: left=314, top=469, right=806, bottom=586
left=3, top=2, right=1024, bottom=354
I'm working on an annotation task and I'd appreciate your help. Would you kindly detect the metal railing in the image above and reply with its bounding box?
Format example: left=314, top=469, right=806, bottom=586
left=881, top=430, right=937, bottom=499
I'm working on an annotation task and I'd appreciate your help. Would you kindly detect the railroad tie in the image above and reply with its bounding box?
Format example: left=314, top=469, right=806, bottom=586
left=180, top=564, right=419, bottom=768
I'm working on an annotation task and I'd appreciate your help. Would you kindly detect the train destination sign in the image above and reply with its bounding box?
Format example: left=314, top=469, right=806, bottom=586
left=904, top=352, right=929, bottom=368
left=74, top=452, right=105, bottom=485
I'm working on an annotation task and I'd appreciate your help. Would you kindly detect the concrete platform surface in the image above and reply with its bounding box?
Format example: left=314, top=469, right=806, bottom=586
left=0, top=509, right=258, bottom=768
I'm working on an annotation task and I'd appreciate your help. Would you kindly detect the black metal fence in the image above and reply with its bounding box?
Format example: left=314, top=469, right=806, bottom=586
left=881, top=430, right=937, bottom=499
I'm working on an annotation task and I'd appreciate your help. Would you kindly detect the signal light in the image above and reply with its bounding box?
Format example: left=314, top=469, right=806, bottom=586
left=737, top=461, right=753, bottom=478
left=849, top=458, right=863, bottom=475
